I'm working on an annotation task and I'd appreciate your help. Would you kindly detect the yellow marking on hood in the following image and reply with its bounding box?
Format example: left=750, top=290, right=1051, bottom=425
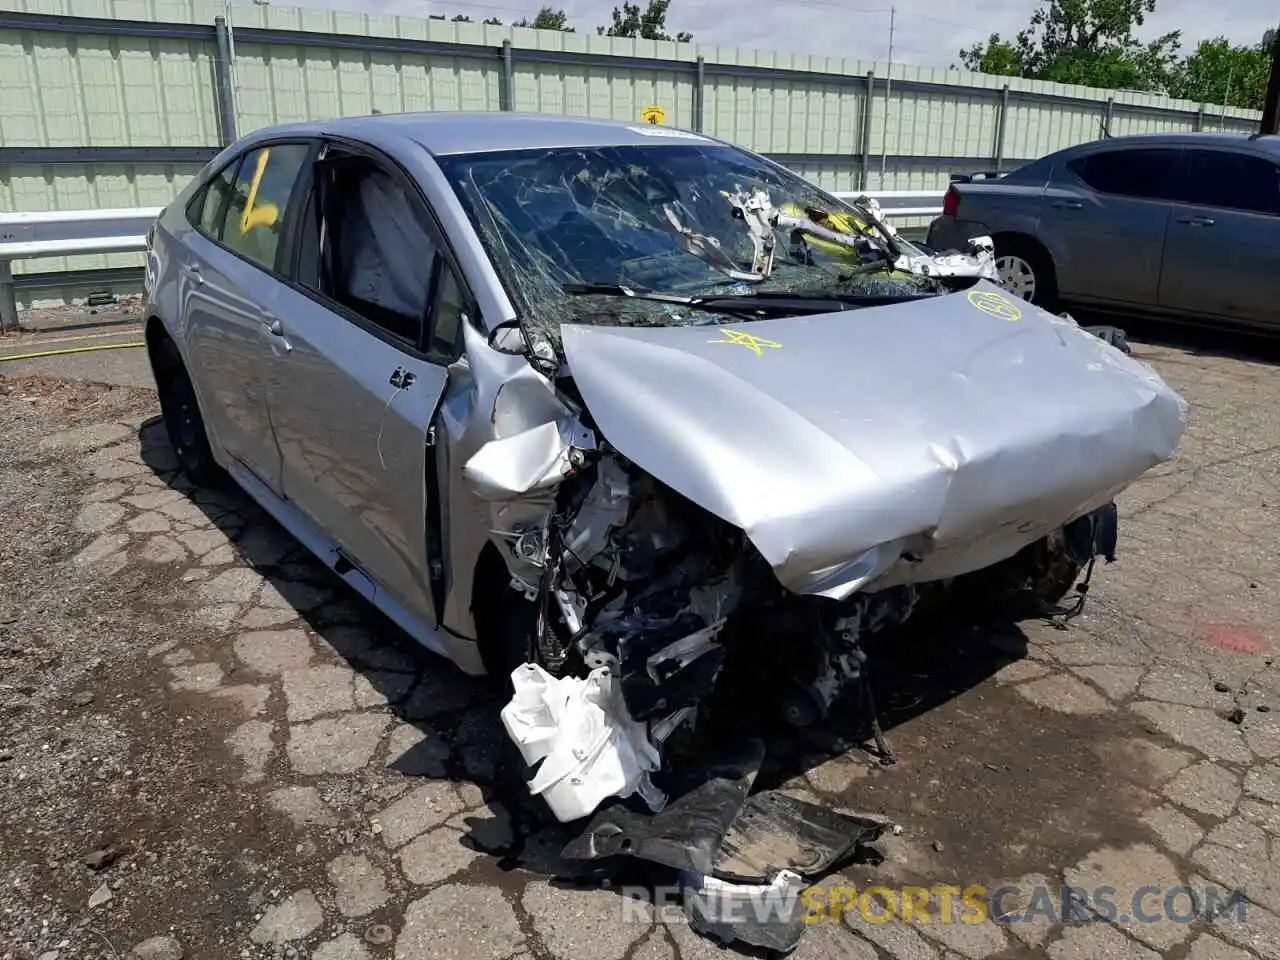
left=966, top=289, right=1022, bottom=322
left=707, top=328, right=783, bottom=356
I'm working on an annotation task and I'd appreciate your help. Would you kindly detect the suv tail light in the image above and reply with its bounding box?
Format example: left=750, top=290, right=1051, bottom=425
left=942, top=186, right=961, bottom=217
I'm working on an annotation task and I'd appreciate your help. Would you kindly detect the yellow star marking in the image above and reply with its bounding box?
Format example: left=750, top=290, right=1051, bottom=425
left=706, top=329, right=784, bottom=356
left=966, top=289, right=1022, bottom=322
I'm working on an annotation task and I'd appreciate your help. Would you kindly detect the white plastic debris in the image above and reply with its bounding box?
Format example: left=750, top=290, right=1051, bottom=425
left=500, top=662, right=666, bottom=822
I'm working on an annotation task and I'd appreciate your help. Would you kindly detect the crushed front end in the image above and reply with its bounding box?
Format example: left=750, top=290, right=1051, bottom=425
left=436, top=136, right=1188, bottom=953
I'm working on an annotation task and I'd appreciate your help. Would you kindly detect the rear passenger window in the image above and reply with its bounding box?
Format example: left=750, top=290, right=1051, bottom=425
left=1181, top=150, right=1280, bottom=216
left=221, top=144, right=311, bottom=271
left=187, top=162, right=238, bottom=240
left=1068, top=149, right=1181, bottom=201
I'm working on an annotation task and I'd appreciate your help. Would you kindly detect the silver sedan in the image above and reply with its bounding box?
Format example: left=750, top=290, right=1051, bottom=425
left=143, top=113, right=1184, bottom=795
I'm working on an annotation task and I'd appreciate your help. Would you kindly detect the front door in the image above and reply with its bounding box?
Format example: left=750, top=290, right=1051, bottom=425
left=1158, top=147, right=1280, bottom=327
left=265, top=146, right=467, bottom=629
left=180, top=142, right=313, bottom=491
left=1043, top=146, right=1181, bottom=306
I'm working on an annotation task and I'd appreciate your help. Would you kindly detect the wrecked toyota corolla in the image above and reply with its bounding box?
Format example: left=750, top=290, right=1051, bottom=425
left=437, top=132, right=1185, bottom=809
left=147, top=114, right=1186, bottom=952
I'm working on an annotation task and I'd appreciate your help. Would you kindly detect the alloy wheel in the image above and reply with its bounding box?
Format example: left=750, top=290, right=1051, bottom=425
left=995, top=254, right=1037, bottom=301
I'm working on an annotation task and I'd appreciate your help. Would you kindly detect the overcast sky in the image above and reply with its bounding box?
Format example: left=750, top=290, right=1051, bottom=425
left=269, top=0, right=1277, bottom=68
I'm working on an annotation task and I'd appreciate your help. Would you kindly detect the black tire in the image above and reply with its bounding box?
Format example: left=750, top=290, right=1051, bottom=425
left=994, top=237, right=1060, bottom=313
left=150, top=334, right=224, bottom=487
left=1028, top=542, right=1082, bottom=608
left=954, top=533, right=1081, bottom=617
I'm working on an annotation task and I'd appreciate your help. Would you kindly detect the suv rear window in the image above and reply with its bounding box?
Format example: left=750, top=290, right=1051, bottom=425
left=1067, top=148, right=1181, bottom=201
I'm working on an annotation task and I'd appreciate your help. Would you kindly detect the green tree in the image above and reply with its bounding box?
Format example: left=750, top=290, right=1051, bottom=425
left=514, top=7, right=575, bottom=31
left=432, top=13, right=504, bottom=25
left=597, top=0, right=692, bottom=42
left=959, top=0, right=1180, bottom=92
left=961, top=34, right=1025, bottom=77
left=1168, top=37, right=1271, bottom=110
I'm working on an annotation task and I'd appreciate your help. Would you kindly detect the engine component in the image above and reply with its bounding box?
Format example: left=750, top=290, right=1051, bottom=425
left=776, top=586, right=917, bottom=729
left=549, top=457, right=747, bottom=729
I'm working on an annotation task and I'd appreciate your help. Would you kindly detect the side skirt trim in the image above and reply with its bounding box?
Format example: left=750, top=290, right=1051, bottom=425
left=225, top=462, right=486, bottom=676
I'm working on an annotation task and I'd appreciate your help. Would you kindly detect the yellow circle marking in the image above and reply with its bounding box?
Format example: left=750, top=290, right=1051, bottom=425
left=966, top=289, right=1022, bottom=322
left=707, top=328, right=783, bottom=356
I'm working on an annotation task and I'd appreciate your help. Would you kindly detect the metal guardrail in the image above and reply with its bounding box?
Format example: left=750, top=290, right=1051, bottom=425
left=832, top=190, right=945, bottom=218
left=0, top=207, right=160, bottom=329
left=0, top=191, right=945, bottom=330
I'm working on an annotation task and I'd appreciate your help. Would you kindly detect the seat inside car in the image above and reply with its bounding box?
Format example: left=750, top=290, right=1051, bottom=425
left=325, top=160, right=433, bottom=342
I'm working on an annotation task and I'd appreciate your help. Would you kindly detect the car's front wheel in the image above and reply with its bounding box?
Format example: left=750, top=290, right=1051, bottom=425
left=950, top=531, right=1081, bottom=618
left=150, top=333, right=223, bottom=487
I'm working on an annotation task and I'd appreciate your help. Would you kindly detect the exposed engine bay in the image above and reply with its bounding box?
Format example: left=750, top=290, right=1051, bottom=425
left=490, top=429, right=1118, bottom=812
left=468, top=350, right=1127, bottom=951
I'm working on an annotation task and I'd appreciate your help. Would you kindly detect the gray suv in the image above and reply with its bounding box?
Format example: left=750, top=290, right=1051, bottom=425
left=927, top=132, right=1280, bottom=329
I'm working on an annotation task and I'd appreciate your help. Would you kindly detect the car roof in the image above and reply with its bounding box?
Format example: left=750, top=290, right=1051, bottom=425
left=1068, top=131, right=1280, bottom=156
left=247, top=112, right=722, bottom=156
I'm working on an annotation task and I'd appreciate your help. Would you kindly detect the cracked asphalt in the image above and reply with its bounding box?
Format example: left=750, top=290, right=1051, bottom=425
left=2, top=327, right=1280, bottom=960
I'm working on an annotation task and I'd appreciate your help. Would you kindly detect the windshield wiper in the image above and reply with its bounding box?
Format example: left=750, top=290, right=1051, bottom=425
left=562, top=283, right=933, bottom=319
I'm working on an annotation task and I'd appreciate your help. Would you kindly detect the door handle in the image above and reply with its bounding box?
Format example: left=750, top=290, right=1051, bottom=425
left=1175, top=215, right=1215, bottom=227
left=183, top=263, right=204, bottom=285
left=389, top=367, right=417, bottom=390
left=1052, top=199, right=1084, bottom=209
left=259, top=310, right=291, bottom=353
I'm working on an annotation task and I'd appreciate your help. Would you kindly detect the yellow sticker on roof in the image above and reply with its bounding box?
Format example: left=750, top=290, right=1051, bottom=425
left=966, top=289, right=1022, bottom=322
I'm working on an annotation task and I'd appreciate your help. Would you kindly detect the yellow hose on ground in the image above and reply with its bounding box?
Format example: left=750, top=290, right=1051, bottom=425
left=0, top=341, right=145, bottom=362
left=5, top=328, right=143, bottom=347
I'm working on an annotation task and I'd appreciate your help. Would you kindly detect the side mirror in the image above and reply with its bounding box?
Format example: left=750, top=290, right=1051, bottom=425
left=487, top=321, right=529, bottom=355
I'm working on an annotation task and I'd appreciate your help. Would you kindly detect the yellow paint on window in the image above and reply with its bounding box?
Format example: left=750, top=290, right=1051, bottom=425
left=240, top=148, right=281, bottom=235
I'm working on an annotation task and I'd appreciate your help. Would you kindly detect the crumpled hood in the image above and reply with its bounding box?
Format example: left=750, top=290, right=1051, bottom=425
left=560, top=281, right=1188, bottom=599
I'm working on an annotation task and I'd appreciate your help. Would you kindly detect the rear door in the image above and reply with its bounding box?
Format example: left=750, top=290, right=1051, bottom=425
left=180, top=141, right=313, bottom=492
left=1158, top=147, right=1280, bottom=327
left=264, top=141, right=470, bottom=630
left=1041, top=146, right=1181, bottom=305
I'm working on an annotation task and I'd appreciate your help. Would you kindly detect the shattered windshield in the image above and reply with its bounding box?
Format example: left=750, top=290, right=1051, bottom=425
left=437, top=143, right=933, bottom=343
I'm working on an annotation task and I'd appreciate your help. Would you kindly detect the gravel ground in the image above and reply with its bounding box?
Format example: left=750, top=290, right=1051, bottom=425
left=2, top=331, right=1280, bottom=960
